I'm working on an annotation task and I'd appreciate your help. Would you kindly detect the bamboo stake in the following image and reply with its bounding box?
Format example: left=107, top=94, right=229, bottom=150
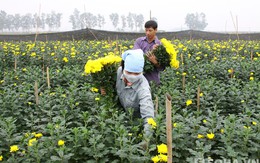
left=182, top=74, right=185, bottom=94
left=34, top=81, right=39, bottom=105
left=14, top=57, right=17, bottom=71
left=197, top=86, right=200, bottom=112
left=251, top=50, right=253, bottom=61
left=165, top=93, right=172, bottom=163
left=181, top=53, right=184, bottom=66
left=47, top=67, right=50, bottom=88
left=230, top=68, right=234, bottom=79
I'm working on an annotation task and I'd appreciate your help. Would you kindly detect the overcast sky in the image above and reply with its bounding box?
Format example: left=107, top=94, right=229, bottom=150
left=1, top=0, right=260, bottom=32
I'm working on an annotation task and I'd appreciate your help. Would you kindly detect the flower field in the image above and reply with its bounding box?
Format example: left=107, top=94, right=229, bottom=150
left=0, top=39, right=259, bottom=162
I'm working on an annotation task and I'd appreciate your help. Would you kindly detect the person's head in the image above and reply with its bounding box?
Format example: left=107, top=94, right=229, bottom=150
left=121, top=49, right=144, bottom=85
left=144, top=20, right=158, bottom=41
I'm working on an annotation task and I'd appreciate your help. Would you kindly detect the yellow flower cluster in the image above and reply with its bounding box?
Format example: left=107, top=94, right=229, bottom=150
left=151, top=143, right=168, bottom=163
left=84, top=54, right=122, bottom=75
left=186, top=99, right=193, bottom=106
left=58, top=140, right=65, bottom=146
left=160, top=38, right=179, bottom=69
left=28, top=138, right=37, bottom=146
left=157, top=143, right=168, bottom=154
left=10, top=145, right=19, bottom=153
left=147, top=118, right=157, bottom=128
left=25, top=132, right=43, bottom=147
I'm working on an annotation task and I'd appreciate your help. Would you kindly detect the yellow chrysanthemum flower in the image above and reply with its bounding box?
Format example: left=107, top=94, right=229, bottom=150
left=243, top=126, right=251, bottom=129
left=147, top=118, right=157, bottom=128
left=84, top=54, right=121, bottom=75
left=157, top=143, right=168, bottom=154
left=91, top=87, right=99, bottom=92
left=0, top=155, right=3, bottom=161
left=10, top=145, right=19, bottom=152
left=58, top=140, right=65, bottom=146
left=158, top=154, right=168, bottom=162
left=207, top=133, right=215, bottom=139
left=63, top=57, right=69, bottom=62
left=151, top=155, right=160, bottom=163
left=31, top=52, right=36, bottom=57
left=35, top=133, right=43, bottom=138
left=186, top=99, right=192, bottom=106
left=197, top=134, right=204, bottom=139
left=28, top=138, right=37, bottom=146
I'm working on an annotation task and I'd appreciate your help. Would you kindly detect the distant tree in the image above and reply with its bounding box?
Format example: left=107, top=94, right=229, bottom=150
left=135, top=14, right=144, bottom=31
left=69, top=9, right=81, bottom=30
left=33, top=13, right=44, bottom=30
left=40, top=13, right=46, bottom=30
left=13, top=14, right=21, bottom=31
left=5, top=14, right=15, bottom=31
left=55, top=13, right=62, bottom=29
left=20, top=13, right=33, bottom=32
left=121, top=15, right=126, bottom=30
left=109, top=13, right=119, bottom=29
left=126, top=12, right=134, bottom=31
left=0, top=10, right=7, bottom=31
left=45, top=11, right=62, bottom=31
left=185, top=12, right=208, bottom=30
left=80, top=12, right=97, bottom=29
left=97, top=14, right=105, bottom=29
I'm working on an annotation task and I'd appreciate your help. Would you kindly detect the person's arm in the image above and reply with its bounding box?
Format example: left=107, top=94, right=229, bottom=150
left=138, top=87, right=154, bottom=137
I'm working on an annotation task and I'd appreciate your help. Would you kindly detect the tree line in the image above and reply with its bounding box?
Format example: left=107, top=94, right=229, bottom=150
left=0, top=8, right=207, bottom=32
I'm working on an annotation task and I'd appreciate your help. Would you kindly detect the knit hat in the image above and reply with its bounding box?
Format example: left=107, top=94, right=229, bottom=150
left=121, top=49, right=144, bottom=73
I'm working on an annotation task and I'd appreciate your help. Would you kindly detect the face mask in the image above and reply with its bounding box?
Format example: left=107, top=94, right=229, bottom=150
left=123, top=71, right=142, bottom=84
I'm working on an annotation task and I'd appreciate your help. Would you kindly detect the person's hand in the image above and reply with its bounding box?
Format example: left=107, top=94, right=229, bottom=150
left=146, top=51, right=160, bottom=67
left=152, top=44, right=159, bottom=50
left=100, top=87, right=106, bottom=96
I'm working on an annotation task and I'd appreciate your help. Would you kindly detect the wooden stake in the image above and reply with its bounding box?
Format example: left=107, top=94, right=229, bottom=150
left=34, top=81, right=39, bottom=105
left=181, top=53, right=184, bottom=66
left=14, top=57, right=17, bottom=71
left=47, top=67, right=50, bottom=88
left=251, top=50, right=253, bottom=61
left=182, top=75, right=185, bottom=94
left=197, top=86, right=200, bottom=112
left=72, top=35, right=75, bottom=42
left=230, top=68, right=234, bottom=78
left=165, top=93, right=172, bottom=163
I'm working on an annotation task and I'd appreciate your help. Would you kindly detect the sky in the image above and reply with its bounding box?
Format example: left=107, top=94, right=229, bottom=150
left=1, top=0, right=260, bottom=32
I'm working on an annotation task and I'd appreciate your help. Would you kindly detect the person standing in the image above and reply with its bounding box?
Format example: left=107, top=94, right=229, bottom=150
left=133, top=20, right=164, bottom=85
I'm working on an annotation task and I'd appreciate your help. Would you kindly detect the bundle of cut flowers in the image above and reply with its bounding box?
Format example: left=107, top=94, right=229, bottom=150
left=144, top=38, right=179, bottom=73
left=84, top=54, right=122, bottom=96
